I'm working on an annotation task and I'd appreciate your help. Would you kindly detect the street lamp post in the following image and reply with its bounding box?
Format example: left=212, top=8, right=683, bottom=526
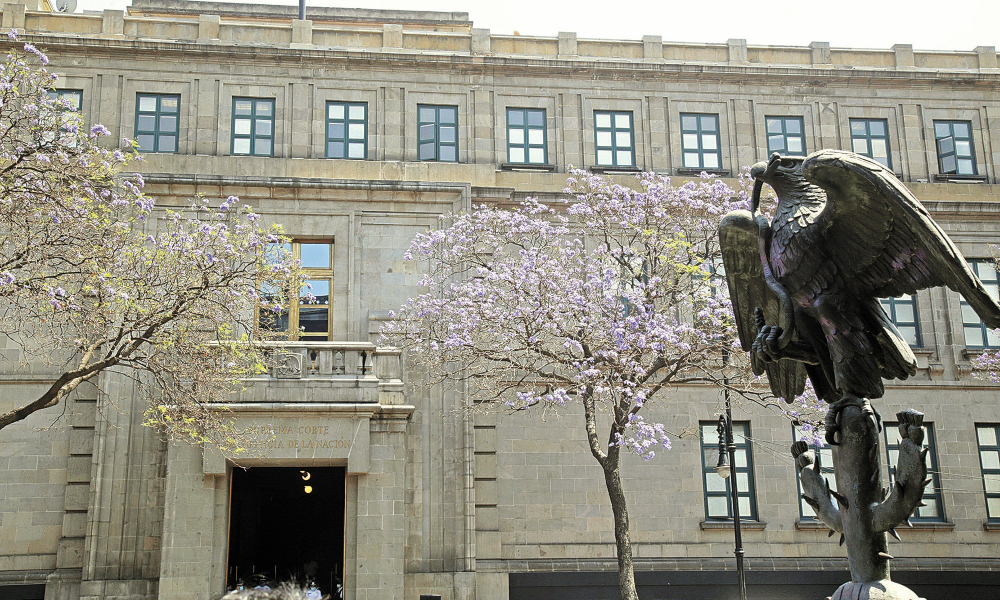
left=715, top=383, right=748, bottom=600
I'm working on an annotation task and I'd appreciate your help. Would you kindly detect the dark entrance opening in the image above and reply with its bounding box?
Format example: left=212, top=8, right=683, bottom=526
left=227, top=466, right=346, bottom=596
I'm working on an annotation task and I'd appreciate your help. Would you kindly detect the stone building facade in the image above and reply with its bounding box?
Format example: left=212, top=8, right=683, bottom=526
left=1, top=1, right=1000, bottom=599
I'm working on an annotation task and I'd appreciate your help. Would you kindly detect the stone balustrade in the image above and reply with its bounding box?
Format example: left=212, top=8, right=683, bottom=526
left=261, top=341, right=399, bottom=381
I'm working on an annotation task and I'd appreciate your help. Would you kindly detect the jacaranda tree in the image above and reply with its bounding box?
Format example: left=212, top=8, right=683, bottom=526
left=381, top=168, right=753, bottom=600
left=0, top=40, right=302, bottom=451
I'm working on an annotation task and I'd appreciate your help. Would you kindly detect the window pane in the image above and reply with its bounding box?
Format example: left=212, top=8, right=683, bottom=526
left=137, top=134, right=155, bottom=151
left=158, top=135, right=175, bottom=152
left=528, top=147, right=544, bottom=163
left=508, top=109, right=524, bottom=126
left=255, top=119, right=272, bottom=136
left=349, top=123, right=365, bottom=140
left=596, top=131, right=612, bottom=147
left=988, top=497, right=1000, bottom=518
left=871, top=139, right=887, bottom=158
left=439, top=107, right=457, bottom=124
left=954, top=122, right=969, bottom=137
left=614, top=113, right=630, bottom=128
left=938, top=137, right=955, bottom=154
left=597, top=149, right=612, bottom=165
left=786, top=119, right=801, bottom=134
left=348, top=143, right=365, bottom=158
left=979, top=427, right=998, bottom=446
left=328, top=103, right=345, bottom=120
left=934, top=122, right=950, bottom=138
left=615, top=131, right=631, bottom=147
left=328, top=123, right=345, bottom=140
left=965, top=326, right=984, bottom=347
left=528, top=129, right=544, bottom=145
left=734, top=449, right=747, bottom=468
left=942, top=155, right=956, bottom=173
left=705, top=472, right=727, bottom=492
left=956, top=140, right=972, bottom=156
left=234, top=99, right=253, bottom=115
left=684, top=152, right=700, bottom=168
left=787, top=137, right=803, bottom=153
left=987, top=328, right=1000, bottom=347
left=616, top=150, right=632, bottom=166
left=419, top=106, right=435, bottom=122
left=682, top=133, right=699, bottom=149
left=439, top=145, right=456, bottom=162
left=419, top=124, right=435, bottom=143
left=703, top=135, right=718, bottom=151
left=509, top=128, right=525, bottom=145
left=160, top=96, right=179, bottom=112
left=707, top=496, right=728, bottom=517
left=348, top=104, right=365, bottom=120
left=233, top=138, right=250, bottom=154
left=327, top=142, right=344, bottom=158
left=234, top=119, right=251, bottom=136
left=700, top=115, right=717, bottom=131
left=138, top=96, right=156, bottom=111
left=851, top=121, right=867, bottom=135
left=254, top=138, right=271, bottom=156
left=985, top=474, right=1000, bottom=494
left=298, top=306, right=329, bottom=333
left=300, top=244, right=330, bottom=269
left=303, top=279, right=330, bottom=300
left=137, top=115, right=156, bottom=131
left=983, top=450, right=1000, bottom=470
left=958, top=159, right=974, bottom=175
left=681, top=115, right=697, bottom=130
left=527, top=110, right=544, bottom=126
left=419, top=142, right=435, bottom=160
left=853, top=139, right=869, bottom=154
left=159, top=115, right=177, bottom=133
left=704, top=153, right=719, bottom=169
left=509, top=147, right=525, bottom=163
left=737, top=496, right=751, bottom=517
left=255, top=100, right=273, bottom=116
left=595, top=112, right=611, bottom=128
left=870, top=120, right=885, bottom=136
left=439, top=126, right=456, bottom=143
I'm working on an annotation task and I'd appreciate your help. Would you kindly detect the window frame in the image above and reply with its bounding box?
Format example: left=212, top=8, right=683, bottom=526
left=934, top=120, right=977, bottom=176
left=680, top=112, right=722, bottom=171
left=506, top=107, right=547, bottom=166
left=593, top=110, right=635, bottom=168
left=849, top=118, right=892, bottom=169
left=765, top=116, right=806, bottom=157
left=700, top=421, right=758, bottom=521
left=976, top=423, right=1000, bottom=522
left=879, top=295, right=921, bottom=348
left=231, top=97, right=276, bottom=157
left=258, top=241, right=334, bottom=341
left=325, top=101, right=368, bottom=160
left=884, top=421, right=945, bottom=522
left=417, top=104, right=458, bottom=163
left=134, top=93, right=180, bottom=154
left=962, top=260, right=999, bottom=349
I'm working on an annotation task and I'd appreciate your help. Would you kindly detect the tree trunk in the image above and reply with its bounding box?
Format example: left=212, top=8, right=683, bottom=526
left=602, top=453, right=639, bottom=600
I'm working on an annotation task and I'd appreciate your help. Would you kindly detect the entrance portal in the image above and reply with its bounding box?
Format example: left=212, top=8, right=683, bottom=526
left=227, top=466, right=346, bottom=596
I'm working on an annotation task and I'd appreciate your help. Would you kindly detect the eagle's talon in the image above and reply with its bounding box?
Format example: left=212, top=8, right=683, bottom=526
left=824, top=395, right=866, bottom=446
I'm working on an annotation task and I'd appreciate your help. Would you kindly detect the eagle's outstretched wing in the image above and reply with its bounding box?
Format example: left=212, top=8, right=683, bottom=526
left=804, top=150, right=1000, bottom=328
left=719, top=210, right=807, bottom=401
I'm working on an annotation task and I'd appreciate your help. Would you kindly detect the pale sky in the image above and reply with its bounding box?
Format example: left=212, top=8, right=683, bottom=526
left=73, top=0, right=999, bottom=52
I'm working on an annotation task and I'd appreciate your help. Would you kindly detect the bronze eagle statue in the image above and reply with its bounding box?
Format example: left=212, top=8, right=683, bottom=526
left=720, top=150, right=1000, bottom=443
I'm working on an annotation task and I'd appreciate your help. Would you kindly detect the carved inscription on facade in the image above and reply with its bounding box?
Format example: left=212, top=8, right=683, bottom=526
left=242, top=423, right=352, bottom=450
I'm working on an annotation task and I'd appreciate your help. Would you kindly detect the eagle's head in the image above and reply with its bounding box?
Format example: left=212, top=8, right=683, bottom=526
left=750, top=153, right=807, bottom=214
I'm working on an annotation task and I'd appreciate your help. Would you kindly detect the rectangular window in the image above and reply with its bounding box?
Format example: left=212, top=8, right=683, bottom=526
left=766, top=116, right=806, bottom=156
left=259, top=241, right=333, bottom=341
left=934, top=120, right=976, bottom=175
left=232, top=97, right=275, bottom=157
left=976, top=424, right=1000, bottom=522
left=962, top=260, right=999, bottom=348
left=680, top=113, right=721, bottom=170
left=49, top=88, right=82, bottom=112
left=594, top=110, right=634, bottom=167
left=879, top=295, right=921, bottom=347
left=135, top=93, right=179, bottom=153
left=507, top=108, right=547, bottom=165
left=417, top=104, right=458, bottom=162
left=700, top=421, right=758, bottom=521
left=884, top=422, right=945, bottom=521
left=792, top=427, right=836, bottom=520
left=326, top=101, right=367, bottom=159
left=850, top=118, right=891, bottom=169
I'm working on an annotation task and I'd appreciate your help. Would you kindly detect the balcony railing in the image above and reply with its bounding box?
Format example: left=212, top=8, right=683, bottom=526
left=261, top=341, right=400, bottom=381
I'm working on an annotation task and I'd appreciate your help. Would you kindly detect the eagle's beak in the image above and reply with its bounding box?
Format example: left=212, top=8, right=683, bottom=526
left=749, top=153, right=783, bottom=215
